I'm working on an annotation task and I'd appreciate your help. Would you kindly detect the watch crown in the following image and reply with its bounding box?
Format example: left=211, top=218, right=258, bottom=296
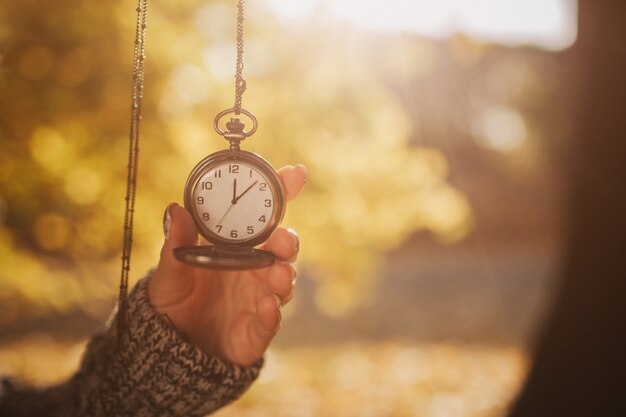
left=224, top=117, right=246, bottom=150
left=226, top=117, right=245, bottom=133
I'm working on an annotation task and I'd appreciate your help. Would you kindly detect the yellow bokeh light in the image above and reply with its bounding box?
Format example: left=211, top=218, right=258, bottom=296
left=33, top=213, right=71, bottom=251
left=63, top=165, right=104, bottom=206
left=29, top=127, right=71, bottom=175
left=195, top=2, right=234, bottom=40
left=202, top=41, right=237, bottom=80
left=170, top=64, right=212, bottom=105
left=314, top=280, right=360, bottom=317
left=420, top=186, right=473, bottom=244
left=472, top=105, right=527, bottom=152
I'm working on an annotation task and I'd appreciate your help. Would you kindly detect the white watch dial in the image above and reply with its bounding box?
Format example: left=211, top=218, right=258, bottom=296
left=191, top=161, right=275, bottom=242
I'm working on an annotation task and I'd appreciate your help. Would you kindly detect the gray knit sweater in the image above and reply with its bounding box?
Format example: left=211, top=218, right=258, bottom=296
left=0, top=277, right=263, bottom=416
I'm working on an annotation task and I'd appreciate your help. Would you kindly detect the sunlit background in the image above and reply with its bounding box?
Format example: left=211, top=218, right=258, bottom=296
left=0, top=0, right=576, bottom=415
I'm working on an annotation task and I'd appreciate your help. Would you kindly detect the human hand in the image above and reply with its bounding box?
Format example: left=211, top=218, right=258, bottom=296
left=148, top=165, right=307, bottom=367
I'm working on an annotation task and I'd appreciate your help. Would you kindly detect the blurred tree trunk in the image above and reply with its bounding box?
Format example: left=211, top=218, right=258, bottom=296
left=508, top=1, right=626, bottom=416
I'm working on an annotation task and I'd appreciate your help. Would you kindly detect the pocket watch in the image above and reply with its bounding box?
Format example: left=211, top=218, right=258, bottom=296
left=173, top=0, right=287, bottom=270
left=173, top=108, right=286, bottom=270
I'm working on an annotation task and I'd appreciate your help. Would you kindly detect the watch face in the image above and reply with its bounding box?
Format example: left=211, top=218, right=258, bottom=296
left=185, top=151, right=284, bottom=246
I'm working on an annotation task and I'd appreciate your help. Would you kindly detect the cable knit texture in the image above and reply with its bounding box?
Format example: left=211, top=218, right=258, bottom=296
left=0, top=277, right=263, bottom=417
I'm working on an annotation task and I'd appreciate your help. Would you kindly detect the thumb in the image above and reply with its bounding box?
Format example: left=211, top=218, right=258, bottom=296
left=150, top=203, right=198, bottom=301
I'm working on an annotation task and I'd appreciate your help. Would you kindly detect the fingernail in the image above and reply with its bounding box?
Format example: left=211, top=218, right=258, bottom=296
left=296, top=164, right=308, bottom=184
left=288, top=263, right=298, bottom=284
left=287, top=228, right=299, bottom=261
left=163, top=204, right=174, bottom=239
left=272, top=294, right=282, bottom=309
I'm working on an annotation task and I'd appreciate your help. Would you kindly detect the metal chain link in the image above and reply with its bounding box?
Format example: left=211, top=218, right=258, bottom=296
left=234, top=0, right=246, bottom=114
left=117, top=0, right=148, bottom=345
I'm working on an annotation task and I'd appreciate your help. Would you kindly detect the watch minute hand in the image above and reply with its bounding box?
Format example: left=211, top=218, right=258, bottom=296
left=233, top=180, right=259, bottom=203
left=217, top=203, right=234, bottom=227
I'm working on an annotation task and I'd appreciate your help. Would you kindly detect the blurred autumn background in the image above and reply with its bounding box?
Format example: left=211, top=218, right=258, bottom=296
left=0, top=0, right=579, bottom=416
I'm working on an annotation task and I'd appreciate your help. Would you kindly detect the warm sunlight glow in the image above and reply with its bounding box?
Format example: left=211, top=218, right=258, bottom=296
left=266, top=0, right=577, bottom=50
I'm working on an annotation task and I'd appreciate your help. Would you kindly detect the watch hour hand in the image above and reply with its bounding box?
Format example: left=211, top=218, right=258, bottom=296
left=232, top=178, right=237, bottom=204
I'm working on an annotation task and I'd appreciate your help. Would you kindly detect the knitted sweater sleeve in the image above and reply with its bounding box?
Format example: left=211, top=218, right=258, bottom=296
left=0, top=276, right=263, bottom=417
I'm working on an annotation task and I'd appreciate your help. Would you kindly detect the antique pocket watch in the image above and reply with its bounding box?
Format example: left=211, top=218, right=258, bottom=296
left=171, top=0, right=287, bottom=270
left=173, top=109, right=286, bottom=270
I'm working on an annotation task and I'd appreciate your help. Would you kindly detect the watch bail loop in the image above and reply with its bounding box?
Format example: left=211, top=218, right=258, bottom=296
left=213, top=107, right=258, bottom=149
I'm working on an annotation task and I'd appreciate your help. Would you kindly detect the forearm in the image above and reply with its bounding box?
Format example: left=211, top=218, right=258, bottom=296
left=0, top=275, right=262, bottom=417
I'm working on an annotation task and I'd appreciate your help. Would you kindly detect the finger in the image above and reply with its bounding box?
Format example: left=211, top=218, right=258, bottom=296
left=247, top=294, right=281, bottom=354
left=260, top=227, right=300, bottom=261
left=254, top=262, right=296, bottom=304
left=277, top=164, right=307, bottom=202
left=150, top=203, right=198, bottom=302
left=267, top=263, right=296, bottom=304
left=252, top=226, right=299, bottom=280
